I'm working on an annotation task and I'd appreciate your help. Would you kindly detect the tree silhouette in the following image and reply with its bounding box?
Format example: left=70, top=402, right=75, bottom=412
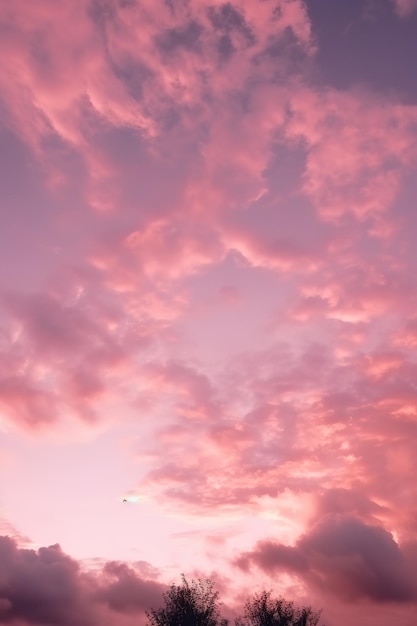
left=235, top=591, right=322, bottom=626
left=146, top=575, right=229, bottom=626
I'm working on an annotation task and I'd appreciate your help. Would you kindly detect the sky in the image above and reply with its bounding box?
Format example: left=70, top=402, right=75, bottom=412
left=1, top=0, right=417, bottom=624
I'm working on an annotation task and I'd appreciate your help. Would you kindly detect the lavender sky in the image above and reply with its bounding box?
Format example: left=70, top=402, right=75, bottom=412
left=1, top=1, right=417, bottom=625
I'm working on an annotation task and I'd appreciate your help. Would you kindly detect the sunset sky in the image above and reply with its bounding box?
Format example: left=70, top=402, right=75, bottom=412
left=1, top=1, right=417, bottom=625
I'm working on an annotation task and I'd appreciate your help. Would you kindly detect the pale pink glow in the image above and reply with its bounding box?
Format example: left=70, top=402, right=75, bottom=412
left=1, top=1, right=417, bottom=625
left=393, top=0, right=417, bottom=16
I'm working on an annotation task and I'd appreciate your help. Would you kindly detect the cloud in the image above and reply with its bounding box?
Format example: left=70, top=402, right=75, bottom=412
left=94, top=561, right=165, bottom=613
left=286, top=86, right=417, bottom=223
left=0, top=0, right=313, bottom=176
left=5, top=0, right=414, bottom=290
left=0, top=536, right=92, bottom=625
left=0, top=535, right=166, bottom=626
left=312, top=488, right=386, bottom=524
left=392, top=0, right=417, bottom=16
left=123, top=218, right=225, bottom=279
left=0, top=281, right=160, bottom=430
left=236, top=514, right=416, bottom=603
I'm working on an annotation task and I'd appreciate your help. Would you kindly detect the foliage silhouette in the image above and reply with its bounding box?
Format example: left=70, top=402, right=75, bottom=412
left=235, top=590, right=322, bottom=626
left=146, top=575, right=229, bottom=626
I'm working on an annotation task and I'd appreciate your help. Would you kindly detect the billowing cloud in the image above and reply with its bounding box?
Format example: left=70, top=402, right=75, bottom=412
left=236, top=514, right=417, bottom=603
left=0, top=535, right=165, bottom=626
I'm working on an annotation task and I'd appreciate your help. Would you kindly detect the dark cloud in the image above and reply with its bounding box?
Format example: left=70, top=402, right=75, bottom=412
left=313, top=487, right=386, bottom=521
left=0, top=536, right=90, bottom=625
left=88, top=0, right=117, bottom=27
left=206, top=2, right=255, bottom=61
left=95, top=561, right=165, bottom=613
left=235, top=514, right=417, bottom=603
left=217, top=34, right=234, bottom=61
left=3, top=291, right=95, bottom=356
left=109, top=57, right=153, bottom=102
left=236, top=542, right=308, bottom=574
left=0, top=535, right=166, bottom=626
left=207, top=3, right=254, bottom=43
left=156, top=20, right=204, bottom=55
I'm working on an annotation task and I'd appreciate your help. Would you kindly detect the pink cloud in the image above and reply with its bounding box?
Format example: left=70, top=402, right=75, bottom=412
left=0, top=376, right=59, bottom=429
left=141, top=359, right=221, bottom=421
left=124, top=218, right=225, bottom=279
left=222, top=226, right=322, bottom=273
left=286, top=86, right=417, bottom=223
left=0, top=279, right=160, bottom=429
left=0, top=0, right=314, bottom=212
left=127, top=329, right=417, bottom=566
